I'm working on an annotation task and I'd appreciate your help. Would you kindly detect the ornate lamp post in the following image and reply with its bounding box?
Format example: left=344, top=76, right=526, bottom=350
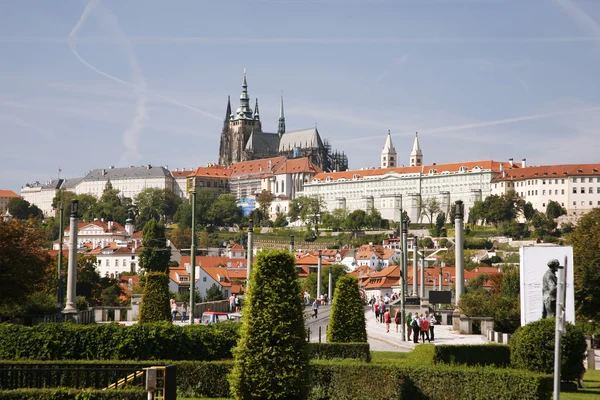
left=62, top=200, right=79, bottom=315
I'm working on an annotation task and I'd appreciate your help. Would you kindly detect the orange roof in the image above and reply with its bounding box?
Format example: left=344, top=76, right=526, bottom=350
left=230, top=243, right=244, bottom=251
left=274, top=158, right=323, bottom=175
left=172, top=170, right=195, bottom=177
left=46, top=250, right=69, bottom=258
left=295, top=254, right=331, bottom=266
left=180, top=255, right=247, bottom=269
left=190, top=165, right=232, bottom=178
left=203, top=266, right=232, bottom=287
left=228, top=269, right=247, bottom=279
left=229, top=156, right=286, bottom=178
left=492, top=164, right=600, bottom=182
left=65, top=220, right=126, bottom=232
left=311, top=160, right=508, bottom=182
left=0, top=190, right=19, bottom=198
left=169, top=265, right=190, bottom=283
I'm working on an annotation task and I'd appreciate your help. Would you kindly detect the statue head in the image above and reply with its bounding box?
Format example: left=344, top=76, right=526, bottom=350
left=547, top=259, right=563, bottom=272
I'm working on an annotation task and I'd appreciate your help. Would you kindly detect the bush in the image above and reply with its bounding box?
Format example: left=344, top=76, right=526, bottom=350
left=326, top=275, right=367, bottom=343
left=510, top=317, right=587, bottom=381
left=308, top=343, right=370, bottom=362
left=0, top=322, right=240, bottom=361
left=0, top=389, right=145, bottom=400
left=139, top=272, right=170, bottom=323
left=464, top=238, right=492, bottom=249
left=228, top=249, right=309, bottom=400
left=408, top=344, right=510, bottom=367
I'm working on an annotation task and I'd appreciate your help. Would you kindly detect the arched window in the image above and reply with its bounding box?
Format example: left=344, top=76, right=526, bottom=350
left=276, top=181, right=279, bottom=193
left=281, top=181, right=285, bottom=193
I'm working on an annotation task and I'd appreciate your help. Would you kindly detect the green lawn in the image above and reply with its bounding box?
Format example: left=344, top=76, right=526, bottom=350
left=561, top=370, right=600, bottom=400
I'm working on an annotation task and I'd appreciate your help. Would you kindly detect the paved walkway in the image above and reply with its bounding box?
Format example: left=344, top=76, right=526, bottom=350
left=365, top=310, right=488, bottom=352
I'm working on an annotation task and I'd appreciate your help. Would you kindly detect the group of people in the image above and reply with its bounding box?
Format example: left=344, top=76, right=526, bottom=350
left=228, top=294, right=241, bottom=313
left=170, top=298, right=189, bottom=322
left=406, top=312, right=436, bottom=343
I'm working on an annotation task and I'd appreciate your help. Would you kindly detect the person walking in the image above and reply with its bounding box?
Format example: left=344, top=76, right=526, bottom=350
left=406, top=312, right=413, bottom=340
left=312, top=298, right=319, bottom=319
left=394, top=309, right=401, bottom=333
left=420, top=314, right=430, bottom=343
left=374, top=302, right=380, bottom=322
left=429, top=313, right=436, bottom=341
left=182, top=301, right=188, bottom=322
left=234, top=294, right=241, bottom=312
left=170, top=298, right=178, bottom=322
left=412, top=313, right=420, bottom=344
left=379, top=302, right=385, bottom=324
left=384, top=309, right=391, bottom=333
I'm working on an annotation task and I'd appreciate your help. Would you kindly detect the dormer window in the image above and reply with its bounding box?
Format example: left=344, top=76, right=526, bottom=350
left=459, top=166, right=467, bottom=173
left=429, top=169, right=437, bottom=174
left=353, top=174, right=360, bottom=180
left=326, top=176, right=332, bottom=182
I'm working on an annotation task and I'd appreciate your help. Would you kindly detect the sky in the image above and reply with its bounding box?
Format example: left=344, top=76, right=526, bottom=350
left=1, top=0, right=600, bottom=193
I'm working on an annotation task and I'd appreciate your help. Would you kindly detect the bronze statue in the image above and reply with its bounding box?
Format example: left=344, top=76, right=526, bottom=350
left=542, top=259, right=563, bottom=318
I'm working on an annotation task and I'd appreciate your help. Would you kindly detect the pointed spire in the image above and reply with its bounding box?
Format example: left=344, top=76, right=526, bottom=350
left=254, top=98, right=260, bottom=120
left=411, top=132, right=422, bottom=156
left=278, top=92, right=286, bottom=137
left=236, top=68, right=253, bottom=119
left=225, top=95, right=231, bottom=121
left=383, top=130, right=395, bottom=152
left=381, top=130, right=397, bottom=168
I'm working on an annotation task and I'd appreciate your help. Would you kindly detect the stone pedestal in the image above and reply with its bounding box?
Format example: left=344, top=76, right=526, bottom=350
left=459, top=314, right=472, bottom=334
left=587, top=349, right=596, bottom=370
left=452, top=309, right=461, bottom=331
left=130, top=294, right=142, bottom=321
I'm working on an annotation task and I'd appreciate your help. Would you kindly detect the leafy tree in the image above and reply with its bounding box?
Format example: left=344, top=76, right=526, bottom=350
left=168, top=226, right=191, bottom=250
left=138, top=220, right=171, bottom=273
left=228, top=249, right=308, bottom=399
left=174, top=189, right=217, bottom=228
left=204, top=283, right=225, bottom=301
left=502, top=221, right=529, bottom=239
left=287, top=195, right=325, bottom=232
left=93, top=181, right=128, bottom=224
left=100, top=285, right=124, bottom=306
left=568, top=208, right=600, bottom=321
left=256, top=190, right=273, bottom=224
left=7, top=198, right=43, bottom=220
left=546, top=200, right=566, bottom=219
left=344, top=209, right=367, bottom=232
left=523, top=202, right=535, bottom=221
left=51, top=190, right=77, bottom=215
left=139, top=272, right=171, bottom=323
left=420, top=237, right=434, bottom=249
left=439, top=238, right=449, bottom=248
left=531, top=212, right=556, bottom=239
left=420, top=197, right=441, bottom=226
left=327, top=275, right=367, bottom=343
left=365, top=207, right=384, bottom=229
left=0, top=219, right=51, bottom=316
left=208, top=194, right=242, bottom=226
left=273, top=213, right=288, bottom=228
left=135, top=188, right=167, bottom=227
left=430, top=212, right=447, bottom=237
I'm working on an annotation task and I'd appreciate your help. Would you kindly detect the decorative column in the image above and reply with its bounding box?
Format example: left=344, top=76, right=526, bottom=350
left=57, top=203, right=64, bottom=308
left=189, top=189, right=197, bottom=324
left=62, top=200, right=79, bottom=315
left=328, top=263, right=332, bottom=303
left=400, top=217, right=408, bottom=341
left=454, top=201, right=465, bottom=303
left=412, top=236, right=418, bottom=296
left=419, top=239, right=424, bottom=299
left=317, top=250, right=322, bottom=300
left=402, top=216, right=409, bottom=296
left=247, top=219, right=254, bottom=283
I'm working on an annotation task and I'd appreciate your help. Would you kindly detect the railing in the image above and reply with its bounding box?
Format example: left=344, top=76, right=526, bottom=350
left=0, top=364, right=146, bottom=390
left=193, top=300, right=230, bottom=316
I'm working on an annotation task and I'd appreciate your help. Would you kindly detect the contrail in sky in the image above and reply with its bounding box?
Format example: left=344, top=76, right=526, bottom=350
left=69, top=0, right=147, bottom=163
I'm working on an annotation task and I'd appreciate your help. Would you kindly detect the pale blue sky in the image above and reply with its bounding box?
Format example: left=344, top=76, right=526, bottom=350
left=1, top=0, right=600, bottom=192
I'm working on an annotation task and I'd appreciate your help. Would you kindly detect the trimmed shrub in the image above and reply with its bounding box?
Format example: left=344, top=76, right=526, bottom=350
left=139, top=272, right=170, bottom=323
left=308, top=343, right=370, bottom=362
left=326, top=275, right=367, bottom=343
left=228, top=249, right=309, bottom=399
left=510, top=317, right=586, bottom=381
left=0, top=322, right=240, bottom=361
left=433, top=344, right=510, bottom=367
left=0, top=388, right=145, bottom=399
left=177, top=360, right=233, bottom=398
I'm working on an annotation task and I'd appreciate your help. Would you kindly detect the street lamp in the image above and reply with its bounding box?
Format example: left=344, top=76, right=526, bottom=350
left=189, top=190, right=196, bottom=324
left=63, top=200, right=79, bottom=315
left=57, top=203, right=64, bottom=309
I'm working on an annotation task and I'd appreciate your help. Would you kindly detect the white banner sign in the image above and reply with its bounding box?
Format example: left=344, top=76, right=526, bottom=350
left=519, top=246, right=575, bottom=326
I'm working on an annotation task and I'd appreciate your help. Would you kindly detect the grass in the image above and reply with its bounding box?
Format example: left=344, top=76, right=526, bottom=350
left=370, top=350, right=411, bottom=365
left=561, top=370, right=600, bottom=400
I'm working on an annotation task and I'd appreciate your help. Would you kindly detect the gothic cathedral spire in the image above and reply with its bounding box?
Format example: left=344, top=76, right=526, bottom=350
left=381, top=130, right=397, bottom=168
left=409, top=132, right=423, bottom=167
left=225, top=95, right=231, bottom=121
left=278, top=93, right=286, bottom=137
left=236, top=68, right=253, bottom=119
left=254, top=98, right=260, bottom=120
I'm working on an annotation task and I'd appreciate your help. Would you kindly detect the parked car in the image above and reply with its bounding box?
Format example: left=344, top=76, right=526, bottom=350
left=201, top=311, right=230, bottom=325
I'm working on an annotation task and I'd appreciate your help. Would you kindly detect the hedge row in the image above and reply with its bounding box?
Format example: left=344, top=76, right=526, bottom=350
left=0, top=322, right=240, bottom=361
left=0, top=388, right=145, bottom=400
left=0, top=360, right=552, bottom=399
left=409, top=344, right=510, bottom=367
left=308, top=343, right=370, bottom=362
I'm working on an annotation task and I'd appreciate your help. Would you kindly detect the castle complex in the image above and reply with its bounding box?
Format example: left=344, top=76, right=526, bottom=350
left=217, top=71, right=348, bottom=172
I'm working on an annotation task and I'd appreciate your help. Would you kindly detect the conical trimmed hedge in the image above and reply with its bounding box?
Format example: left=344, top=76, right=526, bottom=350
left=139, top=272, right=170, bottom=323
left=327, top=274, right=367, bottom=343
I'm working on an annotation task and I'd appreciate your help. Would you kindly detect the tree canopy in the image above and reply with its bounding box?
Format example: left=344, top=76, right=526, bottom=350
left=138, top=220, right=171, bottom=273
left=7, top=198, right=43, bottom=220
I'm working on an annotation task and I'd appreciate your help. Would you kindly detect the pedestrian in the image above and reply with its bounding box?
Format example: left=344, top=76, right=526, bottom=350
left=182, top=301, right=188, bottom=322
left=412, top=313, right=420, bottom=344
left=384, top=309, right=391, bottom=333
left=235, top=294, right=241, bottom=312
left=229, top=293, right=236, bottom=312
left=374, top=302, right=380, bottom=321
left=420, top=314, right=430, bottom=343
left=394, top=309, right=401, bottom=333
left=429, top=313, right=436, bottom=341
left=170, top=298, right=178, bottom=322
left=312, top=298, right=319, bottom=318
left=379, top=302, right=385, bottom=324
left=406, top=312, right=413, bottom=340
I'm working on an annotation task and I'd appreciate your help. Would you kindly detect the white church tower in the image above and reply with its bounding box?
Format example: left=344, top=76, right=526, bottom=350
left=409, top=132, right=423, bottom=167
left=381, top=130, right=397, bottom=168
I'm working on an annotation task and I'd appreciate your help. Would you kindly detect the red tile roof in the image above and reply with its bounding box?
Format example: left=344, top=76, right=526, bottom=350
left=229, top=156, right=286, bottom=178
left=492, top=164, right=600, bottom=182
left=0, top=190, right=19, bottom=198
left=230, top=243, right=244, bottom=251
left=172, top=170, right=195, bottom=177
left=311, top=160, right=508, bottom=183
left=273, top=158, right=323, bottom=175
left=65, top=220, right=126, bottom=232
left=189, top=165, right=232, bottom=178
left=180, top=255, right=247, bottom=269
left=203, top=266, right=232, bottom=287
left=295, top=254, right=331, bottom=266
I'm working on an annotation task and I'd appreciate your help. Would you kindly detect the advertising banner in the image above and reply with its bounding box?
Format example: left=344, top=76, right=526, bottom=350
left=519, top=246, right=574, bottom=326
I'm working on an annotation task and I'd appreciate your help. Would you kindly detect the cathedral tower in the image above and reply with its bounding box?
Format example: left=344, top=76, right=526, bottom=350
left=278, top=93, right=286, bottom=137
left=409, top=132, right=423, bottom=167
left=381, top=130, right=397, bottom=168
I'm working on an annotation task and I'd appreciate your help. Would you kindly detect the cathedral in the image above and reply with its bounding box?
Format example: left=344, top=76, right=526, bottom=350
left=218, top=71, right=348, bottom=172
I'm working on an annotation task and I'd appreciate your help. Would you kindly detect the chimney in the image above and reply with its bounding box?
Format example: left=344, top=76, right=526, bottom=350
left=110, top=166, right=115, bottom=169
left=502, top=170, right=507, bottom=178
left=108, top=221, right=113, bottom=231
left=101, top=169, right=106, bottom=176
left=500, top=163, right=504, bottom=171
left=268, top=160, right=272, bottom=169
left=508, top=158, right=514, bottom=167
left=521, top=158, right=527, bottom=168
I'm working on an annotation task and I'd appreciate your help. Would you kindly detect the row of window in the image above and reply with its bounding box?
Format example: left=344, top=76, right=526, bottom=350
left=100, top=259, right=136, bottom=267
left=572, top=187, right=600, bottom=194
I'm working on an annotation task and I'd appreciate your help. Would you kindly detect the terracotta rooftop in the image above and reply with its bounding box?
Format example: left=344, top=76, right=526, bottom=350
left=172, top=170, right=195, bottom=177
left=492, top=164, right=600, bottom=182
left=273, top=158, right=323, bottom=175
left=0, top=190, right=19, bottom=198
left=189, top=165, right=232, bottom=178
left=229, top=156, right=286, bottom=179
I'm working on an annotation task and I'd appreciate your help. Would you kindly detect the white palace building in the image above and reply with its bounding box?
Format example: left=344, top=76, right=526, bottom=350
left=301, top=132, right=600, bottom=223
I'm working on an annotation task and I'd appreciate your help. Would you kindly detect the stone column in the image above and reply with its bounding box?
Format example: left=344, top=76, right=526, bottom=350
left=412, top=237, right=418, bottom=296
left=247, top=219, right=254, bottom=283
left=454, top=201, right=465, bottom=303
left=62, top=200, right=79, bottom=315
left=317, top=250, right=322, bottom=300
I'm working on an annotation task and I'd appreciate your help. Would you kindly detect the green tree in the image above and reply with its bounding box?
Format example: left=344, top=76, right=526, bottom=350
left=568, top=208, right=600, bottom=321
left=430, top=212, right=446, bottom=237
left=420, top=197, right=441, bottom=226
left=208, top=194, right=242, bottom=226
left=256, top=190, right=273, bottom=224
left=0, top=219, right=51, bottom=316
left=138, top=220, right=171, bottom=273
left=204, top=283, right=225, bottom=301
left=546, top=200, right=566, bottom=219
left=139, top=272, right=171, bottom=323
left=93, top=181, right=128, bottom=224
left=7, top=198, right=43, bottom=220
left=523, top=202, right=535, bottom=221
left=228, top=249, right=308, bottom=399
left=344, top=209, right=367, bottom=232
left=531, top=212, right=556, bottom=239
left=135, top=188, right=167, bottom=227
left=287, top=195, right=325, bottom=232
left=365, top=207, right=384, bottom=229
left=273, top=213, right=288, bottom=228
left=420, top=237, right=434, bottom=249
left=327, top=275, right=367, bottom=343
